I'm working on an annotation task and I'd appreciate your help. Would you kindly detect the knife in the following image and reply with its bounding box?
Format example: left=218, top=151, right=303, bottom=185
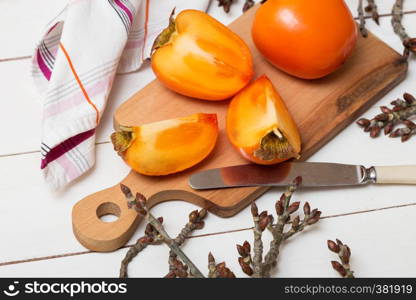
left=189, top=162, right=416, bottom=190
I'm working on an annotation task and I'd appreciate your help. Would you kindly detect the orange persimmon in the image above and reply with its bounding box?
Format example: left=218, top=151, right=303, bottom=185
left=111, top=113, right=218, bottom=176
left=227, top=75, right=301, bottom=165
left=252, top=0, right=357, bottom=79
left=151, top=9, right=253, bottom=101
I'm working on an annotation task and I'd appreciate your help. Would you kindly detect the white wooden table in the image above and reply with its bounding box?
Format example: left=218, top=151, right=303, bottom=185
left=1, top=0, right=415, bottom=277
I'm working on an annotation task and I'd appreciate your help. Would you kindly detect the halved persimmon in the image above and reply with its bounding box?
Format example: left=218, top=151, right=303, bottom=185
left=111, top=113, right=218, bottom=176
left=151, top=9, right=253, bottom=101
left=227, top=75, right=301, bottom=165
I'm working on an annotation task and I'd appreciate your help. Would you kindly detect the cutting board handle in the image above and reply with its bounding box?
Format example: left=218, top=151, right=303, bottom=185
left=72, top=178, right=141, bottom=252
left=72, top=170, right=220, bottom=252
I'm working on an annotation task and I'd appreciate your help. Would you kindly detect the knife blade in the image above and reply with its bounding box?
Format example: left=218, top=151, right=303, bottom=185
left=189, top=162, right=416, bottom=190
left=189, top=162, right=367, bottom=190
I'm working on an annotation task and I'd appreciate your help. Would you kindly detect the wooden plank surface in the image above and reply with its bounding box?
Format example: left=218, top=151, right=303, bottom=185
left=4, top=205, right=416, bottom=277
left=1, top=0, right=416, bottom=277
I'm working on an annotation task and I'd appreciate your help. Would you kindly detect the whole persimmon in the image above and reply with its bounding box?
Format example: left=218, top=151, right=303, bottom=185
left=151, top=10, right=253, bottom=101
left=252, top=0, right=357, bottom=79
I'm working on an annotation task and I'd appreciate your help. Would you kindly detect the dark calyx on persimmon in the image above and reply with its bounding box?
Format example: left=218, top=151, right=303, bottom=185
left=254, top=128, right=299, bottom=162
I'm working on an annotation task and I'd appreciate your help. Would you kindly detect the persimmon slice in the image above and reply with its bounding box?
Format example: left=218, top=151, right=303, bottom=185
left=226, top=75, right=301, bottom=165
left=111, top=113, right=218, bottom=176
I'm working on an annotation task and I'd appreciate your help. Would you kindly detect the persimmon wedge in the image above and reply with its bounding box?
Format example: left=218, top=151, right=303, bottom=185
left=111, top=113, right=218, bottom=176
left=227, top=76, right=301, bottom=165
left=151, top=9, right=253, bottom=100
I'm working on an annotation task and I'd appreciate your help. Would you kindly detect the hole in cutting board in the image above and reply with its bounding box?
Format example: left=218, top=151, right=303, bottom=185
left=96, top=202, right=121, bottom=223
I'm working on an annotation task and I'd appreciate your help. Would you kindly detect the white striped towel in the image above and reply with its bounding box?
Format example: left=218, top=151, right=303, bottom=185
left=31, top=0, right=211, bottom=189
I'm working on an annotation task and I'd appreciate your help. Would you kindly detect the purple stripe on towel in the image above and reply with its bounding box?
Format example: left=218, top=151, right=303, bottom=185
left=37, top=49, right=52, bottom=80
left=114, top=0, right=133, bottom=23
left=47, top=22, right=59, bottom=34
left=41, top=128, right=95, bottom=169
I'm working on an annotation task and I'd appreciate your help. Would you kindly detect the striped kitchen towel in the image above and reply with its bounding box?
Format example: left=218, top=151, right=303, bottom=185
left=31, top=0, right=210, bottom=189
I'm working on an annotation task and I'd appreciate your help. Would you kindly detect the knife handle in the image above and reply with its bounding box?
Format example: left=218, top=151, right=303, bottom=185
left=374, top=166, right=416, bottom=184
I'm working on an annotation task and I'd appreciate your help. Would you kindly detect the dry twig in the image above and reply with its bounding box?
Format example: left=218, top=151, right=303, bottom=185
left=357, top=93, right=416, bottom=142
left=392, top=0, right=416, bottom=59
left=328, top=239, right=355, bottom=278
left=166, top=209, right=207, bottom=278
left=237, top=177, right=321, bottom=278
left=392, top=0, right=409, bottom=41
left=120, top=219, right=164, bottom=278
left=358, top=0, right=368, bottom=37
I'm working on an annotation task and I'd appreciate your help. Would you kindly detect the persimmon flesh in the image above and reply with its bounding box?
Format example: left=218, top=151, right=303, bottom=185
left=252, top=0, right=357, bottom=79
left=151, top=9, right=253, bottom=100
left=227, top=75, right=301, bottom=165
left=111, top=113, right=218, bottom=176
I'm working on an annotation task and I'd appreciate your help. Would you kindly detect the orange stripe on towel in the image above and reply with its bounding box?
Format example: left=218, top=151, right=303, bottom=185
left=141, top=0, right=150, bottom=59
left=59, top=42, right=100, bottom=125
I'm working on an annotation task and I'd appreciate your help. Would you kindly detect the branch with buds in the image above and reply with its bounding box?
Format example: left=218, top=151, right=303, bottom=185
left=243, top=0, right=255, bottom=12
left=328, top=239, right=355, bottom=278
left=237, top=177, right=322, bottom=278
left=217, top=0, right=262, bottom=14
left=119, top=184, right=205, bottom=278
left=217, top=0, right=235, bottom=13
left=118, top=181, right=325, bottom=278
left=358, top=0, right=381, bottom=38
left=208, top=252, right=236, bottom=278
left=365, top=0, right=380, bottom=25
left=357, top=93, right=416, bottom=142
left=119, top=184, right=236, bottom=278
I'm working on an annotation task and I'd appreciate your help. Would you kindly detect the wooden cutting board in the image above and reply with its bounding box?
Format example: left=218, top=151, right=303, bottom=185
left=72, top=6, right=407, bottom=252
